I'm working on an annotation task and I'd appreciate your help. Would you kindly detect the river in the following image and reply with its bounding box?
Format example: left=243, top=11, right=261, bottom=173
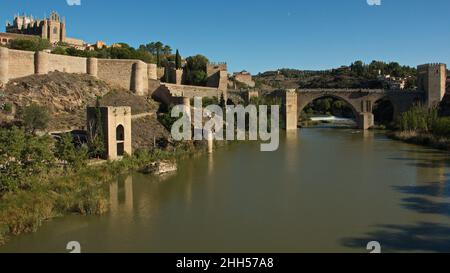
left=1, top=128, right=449, bottom=253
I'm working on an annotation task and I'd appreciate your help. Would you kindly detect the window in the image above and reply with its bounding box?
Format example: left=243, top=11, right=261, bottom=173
left=53, top=27, right=58, bottom=35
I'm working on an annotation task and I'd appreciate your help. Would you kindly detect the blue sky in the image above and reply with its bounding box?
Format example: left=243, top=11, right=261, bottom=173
left=1, top=0, right=450, bottom=73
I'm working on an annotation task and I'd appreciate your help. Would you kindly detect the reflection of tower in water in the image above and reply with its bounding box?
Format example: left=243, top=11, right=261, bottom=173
left=109, top=175, right=134, bottom=217
left=415, top=152, right=449, bottom=197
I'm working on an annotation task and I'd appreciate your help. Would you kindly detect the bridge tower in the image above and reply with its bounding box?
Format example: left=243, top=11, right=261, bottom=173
left=417, top=63, right=447, bottom=107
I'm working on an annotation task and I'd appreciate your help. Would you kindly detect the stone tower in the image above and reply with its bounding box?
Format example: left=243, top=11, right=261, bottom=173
left=87, top=106, right=132, bottom=160
left=46, top=11, right=66, bottom=44
left=417, top=63, right=447, bottom=107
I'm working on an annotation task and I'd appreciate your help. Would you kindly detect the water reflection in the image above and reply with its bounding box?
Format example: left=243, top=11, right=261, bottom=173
left=109, top=175, right=134, bottom=217
left=1, top=129, right=450, bottom=253
left=284, top=131, right=299, bottom=174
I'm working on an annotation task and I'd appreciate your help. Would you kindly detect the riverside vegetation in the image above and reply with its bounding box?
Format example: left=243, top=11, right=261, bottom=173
left=390, top=104, right=450, bottom=151
left=0, top=103, right=202, bottom=245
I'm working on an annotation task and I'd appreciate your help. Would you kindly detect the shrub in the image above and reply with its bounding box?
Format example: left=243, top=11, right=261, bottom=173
left=21, top=104, right=50, bottom=134
left=8, top=38, right=51, bottom=52
left=55, top=133, right=88, bottom=171
left=432, top=117, right=450, bottom=137
left=397, top=104, right=438, bottom=132
left=0, top=127, right=55, bottom=193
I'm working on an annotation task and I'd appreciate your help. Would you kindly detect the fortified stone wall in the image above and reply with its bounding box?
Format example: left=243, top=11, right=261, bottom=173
left=7, top=49, right=35, bottom=79
left=206, top=70, right=228, bottom=91
left=207, top=62, right=227, bottom=77
left=47, top=53, right=87, bottom=73
left=0, top=48, right=225, bottom=97
left=162, top=83, right=226, bottom=99
left=97, top=59, right=135, bottom=90
left=152, top=83, right=227, bottom=106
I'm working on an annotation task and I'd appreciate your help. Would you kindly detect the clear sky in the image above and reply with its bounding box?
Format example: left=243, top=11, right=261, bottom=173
left=1, top=0, right=450, bottom=73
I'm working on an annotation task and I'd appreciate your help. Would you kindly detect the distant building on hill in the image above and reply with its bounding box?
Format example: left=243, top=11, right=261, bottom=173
left=1, top=11, right=86, bottom=48
left=233, top=70, right=255, bottom=88
left=377, top=74, right=411, bottom=90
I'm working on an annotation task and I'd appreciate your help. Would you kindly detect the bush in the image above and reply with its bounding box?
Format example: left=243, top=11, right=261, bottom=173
left=158, top=105, right=179, bottom=131
left=21, top=104, right=50, bottom=134
left=55, top=133, right=88, bottom=171
left=432, top=117, right=450, bottom=137
left=397, top=104, right=438, bottom=132
left=1, top=102, right=13, bottom=114
left=9, top=38, right=51, bottom=52
left=0, top=127, right=55, bottom=193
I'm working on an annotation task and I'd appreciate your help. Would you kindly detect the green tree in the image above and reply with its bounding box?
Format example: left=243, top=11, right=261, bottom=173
left=175, top=49, right=182, bottom=69
left=351, top=60, right=365, bottom=76
left=21, top=104, right=50, bottom=135
left=0, top=127, right=54, bottom=193
left=140, top=42, right=170, bottom=67
left=55, top=133, right=88, bottom=171
left=185, top=55, right=209, bottom=86
left=88, top=98, right=105, bottom=158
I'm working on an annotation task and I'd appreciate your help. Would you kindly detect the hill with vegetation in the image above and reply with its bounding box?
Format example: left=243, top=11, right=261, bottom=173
left=0, top=72, right=169, bottom=150
left=254, top=61, right=417, bottom=92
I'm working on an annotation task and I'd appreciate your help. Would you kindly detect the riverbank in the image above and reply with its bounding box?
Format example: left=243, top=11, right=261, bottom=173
left=0, top=141, right=205, bottom=246
left=387, top=131, right=450, bottom=152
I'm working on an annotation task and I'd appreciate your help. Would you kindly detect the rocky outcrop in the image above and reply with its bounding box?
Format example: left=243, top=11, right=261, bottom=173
left=141, top=160, right=177, bottom=175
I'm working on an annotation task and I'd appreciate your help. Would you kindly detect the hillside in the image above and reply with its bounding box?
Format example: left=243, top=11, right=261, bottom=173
left=254, top=62, right=417, bottom=93
left=0, top=72, right=170, bottom=150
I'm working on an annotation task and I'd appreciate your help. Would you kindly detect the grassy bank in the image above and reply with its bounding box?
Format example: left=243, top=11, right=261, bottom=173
left=387, top=104, right=450, bottom=152
left=0, top=141, right=202, bottom=246
left=387, top=131, right=450, bottom=151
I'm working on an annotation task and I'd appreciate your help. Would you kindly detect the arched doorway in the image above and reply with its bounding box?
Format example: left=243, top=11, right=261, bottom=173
left=373, top=98, right=394, bottom=127
left=116, top=125, right=125, bottom=157
left=299, top=95, right=358, bottom=128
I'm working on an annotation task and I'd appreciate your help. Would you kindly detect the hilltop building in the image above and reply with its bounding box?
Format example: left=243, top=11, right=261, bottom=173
left=1, top=11, right=86, bottom=49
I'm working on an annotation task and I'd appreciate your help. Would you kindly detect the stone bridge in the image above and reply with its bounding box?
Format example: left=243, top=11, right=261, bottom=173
left=281, top=63, right=448, bottom=130
left=282, top=88, right=426, bottom=130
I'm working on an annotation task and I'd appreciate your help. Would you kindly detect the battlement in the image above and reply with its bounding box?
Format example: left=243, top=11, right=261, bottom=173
left=206, top=62, right=228, bottom=77
left=417, top=63, right=446, bottom=70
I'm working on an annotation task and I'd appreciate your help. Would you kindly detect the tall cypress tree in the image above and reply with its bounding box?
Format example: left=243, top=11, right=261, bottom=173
left=175, top=49, right=182, bottom=69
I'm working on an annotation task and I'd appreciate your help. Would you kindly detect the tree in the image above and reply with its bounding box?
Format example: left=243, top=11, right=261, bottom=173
left=351, top=60, right=365, bottom=76
left=55, top=133, right=88, bottom=171
left=185, top=55, right=209, bottom=86
left=22, top=104, right=50, bottom=135
left=0, top=127, right=54, bottom=192
left=175, top=49, right=182, bottom=69
left=88, top=98, right=106, bottom=159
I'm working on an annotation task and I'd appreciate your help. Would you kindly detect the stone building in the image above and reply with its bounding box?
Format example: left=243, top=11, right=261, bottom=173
left=233, top=70, right=255, bottom=88
left=2, top=11, right=85, bottom=48
left=87, top=106, right=132, bottom=160
left=417, top=63, right=447, bottom=107
left=206, top=62, right=228, bottom=91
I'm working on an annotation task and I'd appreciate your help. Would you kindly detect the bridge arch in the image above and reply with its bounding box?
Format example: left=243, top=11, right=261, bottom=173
left=373, top=96, right=395, bottom=126
left=297, top=93, right=360, bottom=121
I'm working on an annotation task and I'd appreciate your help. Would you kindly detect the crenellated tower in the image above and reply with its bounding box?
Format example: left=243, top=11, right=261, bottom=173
left=417, top=63, right=447, bottom=107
